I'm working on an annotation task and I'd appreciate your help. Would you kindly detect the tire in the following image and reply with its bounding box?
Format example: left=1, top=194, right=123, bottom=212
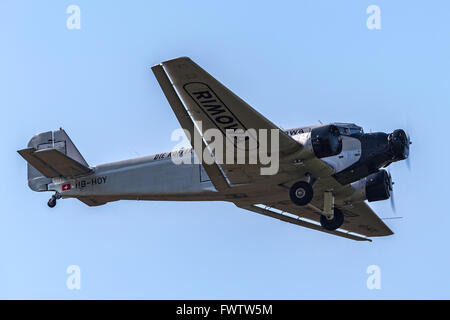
left=47, top=198, right=56, bottom=208
left=289, top=181, right=313, bottom=206
left=320, top=208, right=344, bottom=231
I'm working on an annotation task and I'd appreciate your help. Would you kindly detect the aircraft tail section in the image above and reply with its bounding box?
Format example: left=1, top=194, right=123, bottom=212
left=17, top=129, right=90, bottom=192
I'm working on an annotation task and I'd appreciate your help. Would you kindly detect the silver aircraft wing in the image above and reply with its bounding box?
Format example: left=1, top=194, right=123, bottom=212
left=152, top=57, right=332, bottom=188
left=152, top=62, right=231, bottom=192
left=236, top=203, right=372, bottom=241
left=236, top=200, right=393, bottom=240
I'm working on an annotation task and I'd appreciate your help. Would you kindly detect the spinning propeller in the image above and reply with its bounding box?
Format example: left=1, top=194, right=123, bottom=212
left=406, top=132, right=412, bottom=171
left=387, top=129, right=411, bottom=213
left=387, top=169, right=395, bottom=213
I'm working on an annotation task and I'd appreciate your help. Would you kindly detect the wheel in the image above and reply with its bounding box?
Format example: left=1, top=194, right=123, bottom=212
left=47, top=197, right=56, bottom=208
left=320, top=208, right=344, bottom=231
left=289, top=181, right=313, bottom=206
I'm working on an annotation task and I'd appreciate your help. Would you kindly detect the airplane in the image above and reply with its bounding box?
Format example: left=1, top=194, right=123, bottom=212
left=17, top=57, right=411, bottom=242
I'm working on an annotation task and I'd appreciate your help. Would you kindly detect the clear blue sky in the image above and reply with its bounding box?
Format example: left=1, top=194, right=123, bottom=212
left=1, top=0, right=449, bottom=299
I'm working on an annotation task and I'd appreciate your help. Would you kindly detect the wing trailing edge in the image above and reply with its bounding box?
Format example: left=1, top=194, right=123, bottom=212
left=236, top=203, right=372, bottom=242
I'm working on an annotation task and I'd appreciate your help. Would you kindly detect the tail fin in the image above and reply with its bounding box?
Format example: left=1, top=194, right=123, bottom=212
left=18, top=129, right=90, bottom=192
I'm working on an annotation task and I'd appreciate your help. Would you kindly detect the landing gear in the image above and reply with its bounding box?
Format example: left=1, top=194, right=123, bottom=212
left=47, top=197, right=56, bottom=208
left=320, top=208, right=344, bottom=231
left=289, top=181, right=313, bottom=206
left=47, top=193, right=61, bottom=208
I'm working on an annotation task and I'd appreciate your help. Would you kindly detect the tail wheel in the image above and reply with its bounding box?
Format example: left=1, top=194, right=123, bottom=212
left=289, top=181, right=313, bottom=206
left=320, top=208, right=344, bottom=231
left=47, top=194, right=59, bottom=208
left=47, top=197, right=56, bottom=208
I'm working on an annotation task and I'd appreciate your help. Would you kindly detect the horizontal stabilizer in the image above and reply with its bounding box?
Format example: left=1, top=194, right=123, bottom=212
left=18, top=147, right=92, bottom=179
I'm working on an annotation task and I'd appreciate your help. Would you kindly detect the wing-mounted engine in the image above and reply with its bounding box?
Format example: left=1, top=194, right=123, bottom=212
left=291, top=124, right=343, bottom=160
left=310, top=125, right=343, bottom=158
left=365, top=170, right=392, bottom=202
left=350, top=169, right=393, bottom=203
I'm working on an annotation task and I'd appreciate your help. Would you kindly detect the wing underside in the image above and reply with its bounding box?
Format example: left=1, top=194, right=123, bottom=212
left=236, top=199, right=393, bottom=240
left=236, top=204, right=372, bottom=241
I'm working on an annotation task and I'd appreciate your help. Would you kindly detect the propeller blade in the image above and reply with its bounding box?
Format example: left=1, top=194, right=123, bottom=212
left=406, top=133, right=412, bottom=171
left=390, top=189, right=396, bottom=213
left=387, top=169, right=396, bottom=213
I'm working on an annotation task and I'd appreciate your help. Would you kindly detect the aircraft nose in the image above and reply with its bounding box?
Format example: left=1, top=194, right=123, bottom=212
left=388, top=129, right=410, bottom=160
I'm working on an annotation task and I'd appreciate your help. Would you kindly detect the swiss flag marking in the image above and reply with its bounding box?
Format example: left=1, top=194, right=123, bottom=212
left=62, top=184, right=71, bottom=191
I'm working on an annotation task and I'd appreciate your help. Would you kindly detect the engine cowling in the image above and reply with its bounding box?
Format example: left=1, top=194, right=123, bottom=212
left=365, top=170, right=392, bottom=202
left=310, top=125, right=343, bottom=158
left=388, top=129, right=410, bottom=161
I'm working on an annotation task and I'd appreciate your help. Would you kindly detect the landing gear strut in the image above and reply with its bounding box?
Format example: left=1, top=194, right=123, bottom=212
left=47, top=193, right=61, bottom=208
left=289, top=181, right=314, bottom=206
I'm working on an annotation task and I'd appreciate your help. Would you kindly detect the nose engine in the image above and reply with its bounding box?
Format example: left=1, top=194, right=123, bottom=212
left=388, top=129, right=410, bottom=161
left=332, top=127, right=411, bottom=185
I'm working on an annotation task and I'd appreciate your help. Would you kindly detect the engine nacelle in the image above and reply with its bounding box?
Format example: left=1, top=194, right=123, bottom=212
left=310, top=125, right=343, bottom=158
left=365, top=170, right=392, bottom=202
left=349, top=169, right=392, bottom=203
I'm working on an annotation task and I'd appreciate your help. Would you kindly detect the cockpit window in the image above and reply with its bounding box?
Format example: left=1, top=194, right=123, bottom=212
left=349, top=127, right=363, bottom=135
left=335, top=124, right=364, bottom=136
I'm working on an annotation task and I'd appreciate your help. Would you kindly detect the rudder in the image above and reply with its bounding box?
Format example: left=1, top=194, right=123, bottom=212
left=22, top=129, right=89, bottom=192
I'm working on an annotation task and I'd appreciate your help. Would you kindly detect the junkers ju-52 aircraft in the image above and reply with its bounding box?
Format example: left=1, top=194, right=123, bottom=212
left=18, top=57, right=411, bottom=241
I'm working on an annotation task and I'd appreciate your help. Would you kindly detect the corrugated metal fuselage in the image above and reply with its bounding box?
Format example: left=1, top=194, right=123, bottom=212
left=50, top=152, right=225, bottom=202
